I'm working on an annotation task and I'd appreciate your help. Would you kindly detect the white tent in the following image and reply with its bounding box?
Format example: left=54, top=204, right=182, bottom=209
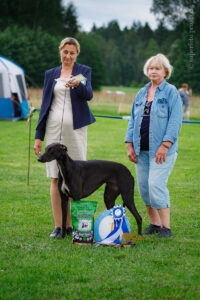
left=0, top=56, right=29, bottom=120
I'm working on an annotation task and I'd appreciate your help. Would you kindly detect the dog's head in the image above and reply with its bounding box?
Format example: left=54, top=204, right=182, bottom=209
left=38, top=143, right=67, bottom=163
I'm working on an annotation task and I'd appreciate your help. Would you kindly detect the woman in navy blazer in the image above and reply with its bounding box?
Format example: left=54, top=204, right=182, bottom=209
left=34, top=37, right=95, bottom=238
left=35, top=62, right=95, bottom=140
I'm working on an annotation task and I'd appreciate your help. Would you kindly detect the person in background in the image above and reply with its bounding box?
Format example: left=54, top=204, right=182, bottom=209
left=179, top=83, right=192, bottom=121
left=125, top=54, right=182, bottom=238
left=34, top=37, right=95, bottom=238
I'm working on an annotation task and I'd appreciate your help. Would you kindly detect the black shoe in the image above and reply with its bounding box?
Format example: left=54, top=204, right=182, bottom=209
left=142, top=224, right=161, bottom=235
left=66, top=227, right=73, bottom=235
left=158, top=226, right=173, bottom=238
left=49, top=227, right=62, bottom=238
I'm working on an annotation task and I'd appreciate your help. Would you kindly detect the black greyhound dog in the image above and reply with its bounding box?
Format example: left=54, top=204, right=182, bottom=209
left=38, top=143, right=142, bottom=237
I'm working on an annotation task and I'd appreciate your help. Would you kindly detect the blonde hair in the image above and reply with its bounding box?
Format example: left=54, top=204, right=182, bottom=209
left=143, top=54, right=173, bottom=79
left=59, top=37, right=80, bottom=54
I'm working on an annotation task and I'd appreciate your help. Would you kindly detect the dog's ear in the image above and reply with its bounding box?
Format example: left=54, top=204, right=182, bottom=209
left=60, top=144, right=67, bottom=152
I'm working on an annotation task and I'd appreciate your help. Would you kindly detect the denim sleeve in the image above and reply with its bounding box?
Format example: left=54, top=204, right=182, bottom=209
left=125, top=113, right=134, bottom=143
left=124, top=96, right=137, bottom=143
left=163, top=89, right=183, bottom=143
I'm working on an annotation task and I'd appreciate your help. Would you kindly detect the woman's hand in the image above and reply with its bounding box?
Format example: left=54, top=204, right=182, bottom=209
left=34, top=139, right=42, bottom=157
left=155, top=142, right=172, bottom=164
left=65, top=76, right=80, bottom=88
left=126, top=142, right=137, bottom=163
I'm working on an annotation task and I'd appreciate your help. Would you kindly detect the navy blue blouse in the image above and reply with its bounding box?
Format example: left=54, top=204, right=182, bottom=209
left=140, top=100, right=153, bottom=150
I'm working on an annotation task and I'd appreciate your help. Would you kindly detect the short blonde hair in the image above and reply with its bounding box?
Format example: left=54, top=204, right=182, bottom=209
left=143, top=54, right=173, bottom=79
left=59, top=37, right=80, bottom=54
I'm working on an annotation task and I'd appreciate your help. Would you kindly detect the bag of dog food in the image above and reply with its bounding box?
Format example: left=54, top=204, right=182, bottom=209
left=71, top=201, right=98, bottom=245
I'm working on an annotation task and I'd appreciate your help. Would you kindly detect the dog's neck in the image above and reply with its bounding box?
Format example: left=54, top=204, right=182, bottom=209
left=56, top=153, right=74, bottom=179
left=56, top=153, right=75, bottom=196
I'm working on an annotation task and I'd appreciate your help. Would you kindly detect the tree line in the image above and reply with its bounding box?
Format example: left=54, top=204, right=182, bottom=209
left=0, top=0, right=199, bottom=92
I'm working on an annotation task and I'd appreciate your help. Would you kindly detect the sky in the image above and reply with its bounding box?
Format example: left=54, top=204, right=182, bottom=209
left=63, top=0, right=159, bottom=32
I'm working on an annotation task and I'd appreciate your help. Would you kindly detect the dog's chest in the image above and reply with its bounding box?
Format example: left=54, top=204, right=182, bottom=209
left=57, top=165, right=70, bottom=195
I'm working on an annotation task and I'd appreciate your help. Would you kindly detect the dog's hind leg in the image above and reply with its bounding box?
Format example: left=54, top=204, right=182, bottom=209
left=124, top=197, right=142, bottom=235
left=121, top=178, right=142, bottom=235
left=104, top=182, right=120, bottom=210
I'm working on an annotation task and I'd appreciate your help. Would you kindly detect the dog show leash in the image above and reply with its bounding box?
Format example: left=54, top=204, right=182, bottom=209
left=59, top=84, right=67, bottom=144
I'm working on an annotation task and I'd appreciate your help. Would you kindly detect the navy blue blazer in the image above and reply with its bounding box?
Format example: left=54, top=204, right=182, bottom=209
left=35, top=62, right=96, bottom=140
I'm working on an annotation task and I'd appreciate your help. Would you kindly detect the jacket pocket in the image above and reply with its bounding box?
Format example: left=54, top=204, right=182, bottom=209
left=134, top=100, right=143, bottom=117
left=156, top=103, right=168, bottom=118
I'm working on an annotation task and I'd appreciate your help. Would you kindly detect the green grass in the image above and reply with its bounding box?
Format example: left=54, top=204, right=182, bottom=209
left=0, top=113, right=200, bottom=300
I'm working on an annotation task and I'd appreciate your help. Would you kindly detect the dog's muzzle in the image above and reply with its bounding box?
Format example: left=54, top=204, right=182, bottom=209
left=38, top=156, right=44, bottom=162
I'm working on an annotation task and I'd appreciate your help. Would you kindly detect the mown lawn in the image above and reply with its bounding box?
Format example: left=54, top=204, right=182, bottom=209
left=0, top=113, right=200, bottom=300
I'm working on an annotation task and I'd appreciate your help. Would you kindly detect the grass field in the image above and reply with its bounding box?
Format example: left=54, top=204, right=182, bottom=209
left=0, top=92, right=200, bottom=299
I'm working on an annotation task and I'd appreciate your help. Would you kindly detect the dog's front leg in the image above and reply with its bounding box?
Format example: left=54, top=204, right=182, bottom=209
left=58, top=175, right=67, bottom=238
left=61, top=194, right=68, bottom=238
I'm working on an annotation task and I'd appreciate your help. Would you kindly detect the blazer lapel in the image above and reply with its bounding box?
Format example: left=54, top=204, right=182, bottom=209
left=53, top=66, right=62, bottom=79
left=72, top=62, right=79, bottom=76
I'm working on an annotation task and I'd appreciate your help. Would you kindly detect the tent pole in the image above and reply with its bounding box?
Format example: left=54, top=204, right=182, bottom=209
left=27, top=108, right=32, bottom=185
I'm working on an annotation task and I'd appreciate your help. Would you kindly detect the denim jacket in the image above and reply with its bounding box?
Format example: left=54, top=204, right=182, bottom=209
left=125, top=79, right=182, bottom=158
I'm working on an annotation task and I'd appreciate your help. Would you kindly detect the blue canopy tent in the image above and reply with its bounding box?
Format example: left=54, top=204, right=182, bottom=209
left=0, top=56, right=29, bottom=120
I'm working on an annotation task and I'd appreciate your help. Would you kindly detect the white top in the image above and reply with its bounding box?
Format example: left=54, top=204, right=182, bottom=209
left=45, top=79, right=87, bottom=178
left=45, top=79, right=72, bottom=141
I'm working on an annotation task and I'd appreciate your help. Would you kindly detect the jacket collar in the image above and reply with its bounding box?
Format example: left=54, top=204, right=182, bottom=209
left=145, top=79, right=167, bottom=92
left=157, top=79, right=167, bottom=91
left=53, top=62, right=80, bottom=79
left=72, top=62, right=79, bottom=75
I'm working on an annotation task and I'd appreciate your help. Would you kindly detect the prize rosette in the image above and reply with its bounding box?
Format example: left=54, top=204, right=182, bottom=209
left=94, top=205, right=131, bottom=246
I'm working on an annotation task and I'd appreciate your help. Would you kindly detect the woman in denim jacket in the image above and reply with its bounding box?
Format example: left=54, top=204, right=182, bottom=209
left=125, top=54, right=182, bottom=238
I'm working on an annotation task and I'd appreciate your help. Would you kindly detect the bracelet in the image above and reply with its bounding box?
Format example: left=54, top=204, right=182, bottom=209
left=162, top=143, right=170, bottom=149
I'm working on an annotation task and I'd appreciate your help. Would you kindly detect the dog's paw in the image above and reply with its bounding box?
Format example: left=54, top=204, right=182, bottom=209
left=66, top=227, right=73, bottom=235
left=61, top=228, right=66, bottom=239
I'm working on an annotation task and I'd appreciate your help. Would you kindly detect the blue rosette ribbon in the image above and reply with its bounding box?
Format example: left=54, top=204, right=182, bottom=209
left=94, top=205, right=131, bottom=245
